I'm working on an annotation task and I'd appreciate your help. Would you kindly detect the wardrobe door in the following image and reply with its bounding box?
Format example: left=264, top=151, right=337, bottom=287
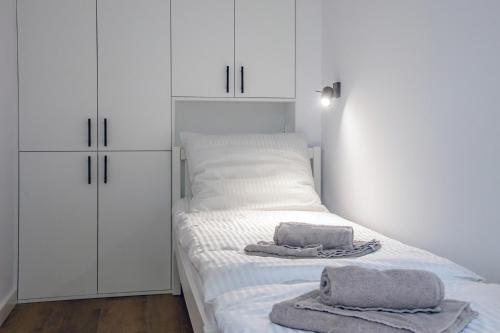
left=98, top=152, right=171, bottom=293
left=172, top=0, right=234, bottom=97
left=98, top=0, right=171, bottom=150
left=18, top=0, right=97, bottom=151
left=19, top=152, right=97, bottom=300
left=235, top=0, right=295, bottom=98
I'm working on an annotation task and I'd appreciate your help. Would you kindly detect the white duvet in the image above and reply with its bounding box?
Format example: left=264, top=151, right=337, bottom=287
left=213, top=280, right=500, bottom=333
left=174, top=201, right=483, bottom=303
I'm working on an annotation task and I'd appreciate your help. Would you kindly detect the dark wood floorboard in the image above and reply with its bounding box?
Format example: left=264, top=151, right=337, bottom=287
left=0, top=295, right=193, bottom=333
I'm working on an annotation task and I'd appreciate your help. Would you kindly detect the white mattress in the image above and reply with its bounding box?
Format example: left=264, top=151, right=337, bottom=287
left=213, top=280, right=500, bottom=333
left=173, top=200, right=483, bottom=303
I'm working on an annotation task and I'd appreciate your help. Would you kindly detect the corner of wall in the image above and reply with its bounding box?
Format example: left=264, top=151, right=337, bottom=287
left=295, top=0, right=323, bottom=145
left=0, top=289, right=17, bottom=326
left=0, top=0, right=19, bottom=325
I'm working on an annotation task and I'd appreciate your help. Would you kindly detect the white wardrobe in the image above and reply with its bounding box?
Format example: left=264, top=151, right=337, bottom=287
left=18, top=0, right=172, bottom=300
left=18, top=0, right=295, bottom=301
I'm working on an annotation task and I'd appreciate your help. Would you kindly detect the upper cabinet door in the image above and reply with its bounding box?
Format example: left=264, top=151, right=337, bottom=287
left=235, top=0, right=295, bottom=98
left=172, top=0, right=234, bottom=97
left=18, top=0, right=97, bottom=151
left=98, top=0, right=171, bottom=150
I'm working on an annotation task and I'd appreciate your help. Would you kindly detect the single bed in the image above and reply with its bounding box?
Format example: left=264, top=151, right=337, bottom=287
left=170, top=133, right=497, bottom=333
left=171, top=144, right=324, bottom=333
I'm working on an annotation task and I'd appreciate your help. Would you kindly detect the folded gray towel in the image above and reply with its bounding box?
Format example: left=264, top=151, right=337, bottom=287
left=244, top=242, right=322, bottom=258
left=320, top=266, right=445, bottom=313
left=270, top=290, right=477, bottom=333
left=244, top=240, right=381, bottom=259
left=274, top=222, right=354, bottom=250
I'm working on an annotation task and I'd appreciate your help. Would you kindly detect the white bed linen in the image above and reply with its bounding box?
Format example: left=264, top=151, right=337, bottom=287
left=177, top=239, right=217, bottom=327
left=213, top=280, right=500, bottom=333
left=173, top=201, right=482, bottom=303
left=180, top=132, right=324, bottom=212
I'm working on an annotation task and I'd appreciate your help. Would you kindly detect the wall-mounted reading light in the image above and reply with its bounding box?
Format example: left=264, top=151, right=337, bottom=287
left=320, top=82, right=341, bottom=107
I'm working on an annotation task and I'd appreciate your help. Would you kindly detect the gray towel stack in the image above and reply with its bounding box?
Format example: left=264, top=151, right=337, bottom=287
left=271, top=291, right=477, bottom=333
left=244, top=222, right=381, bottom=259
left=270, top=266, right=478, bottom=333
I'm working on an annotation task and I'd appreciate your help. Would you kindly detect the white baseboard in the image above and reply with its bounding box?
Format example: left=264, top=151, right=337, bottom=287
left=17, top=289, right=170, bottom=304
left=0, top=288, right=17, bottom=326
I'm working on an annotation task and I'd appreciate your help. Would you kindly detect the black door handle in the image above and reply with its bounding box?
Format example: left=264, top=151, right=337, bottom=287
left=104, top=118, right=108, bottom=147
left=104, top=155, right=108, bottom=184
left=240, top=66, right=244, bottom=94
left=226, top=66, right=230, bottom=93
left=87, top=156, right=91, bottom=184
left=87, top=119, right=91, bottom=147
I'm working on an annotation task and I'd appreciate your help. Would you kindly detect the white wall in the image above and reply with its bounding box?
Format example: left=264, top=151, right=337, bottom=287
left=295, top=0, right=323, bottom=145
left=174, top=101, right=294, bottom=144
left=321, top=0, right=500, bottom=282
left=0, top=0, right=18, bottom=323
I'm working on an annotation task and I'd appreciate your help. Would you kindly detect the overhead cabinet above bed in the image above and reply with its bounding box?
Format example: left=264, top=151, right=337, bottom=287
left=171, top=0, right=296, bottom=99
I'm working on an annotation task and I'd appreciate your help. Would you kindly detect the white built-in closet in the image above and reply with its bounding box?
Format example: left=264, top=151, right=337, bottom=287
left=18, top=0, right=295, bottom=301
left=172, top=0, right=296, bottom=98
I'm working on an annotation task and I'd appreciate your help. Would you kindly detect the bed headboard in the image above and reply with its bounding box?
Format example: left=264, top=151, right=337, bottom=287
left=172, top=146, right=322, bottom=202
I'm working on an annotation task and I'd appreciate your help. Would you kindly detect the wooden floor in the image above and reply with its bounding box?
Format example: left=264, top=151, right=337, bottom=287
left=0, top=294, right=193, bottom=333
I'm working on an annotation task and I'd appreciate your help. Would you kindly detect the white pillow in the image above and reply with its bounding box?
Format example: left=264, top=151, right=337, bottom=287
left=180, top=132, right=325, bottom=212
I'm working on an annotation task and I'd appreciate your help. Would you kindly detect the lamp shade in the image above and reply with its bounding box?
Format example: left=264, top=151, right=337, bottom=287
left=321, top=86, right=334, bottom=106
left=320, top=82, right=341, bottom=107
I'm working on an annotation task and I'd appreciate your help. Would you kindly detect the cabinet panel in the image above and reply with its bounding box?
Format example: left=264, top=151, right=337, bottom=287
left=98, top=0, right=171, bottom=150
left=98, top=152, right=171, bottom=293
left=18, top=0, right=97, bottom=151
left=235, top=0, right=295, bottom=98
left=19, top=152, right=97, bottom=300
left=172, top=0, right=234, bottom=97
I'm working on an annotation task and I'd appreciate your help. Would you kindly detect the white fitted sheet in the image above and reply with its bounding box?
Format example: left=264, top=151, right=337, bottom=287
left=176, top=239, right=217, bottom=329
left=213, top=280, right=500, bottom=333
left=173, top=201, right=483, bottom=303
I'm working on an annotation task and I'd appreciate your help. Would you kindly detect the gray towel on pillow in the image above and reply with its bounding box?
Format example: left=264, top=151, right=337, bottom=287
left=270, top=290, right=477, bottom=333
left=320, top=266, right=445, bottom=313
left=244, top=240, right=380, bottom=259
left=274, top=222, right=354, bottom=250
